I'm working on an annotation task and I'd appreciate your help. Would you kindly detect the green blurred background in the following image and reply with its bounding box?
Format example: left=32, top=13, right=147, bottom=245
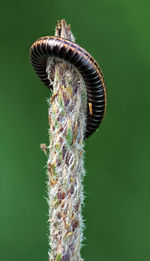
left=1, top=0, right=150, bottom=260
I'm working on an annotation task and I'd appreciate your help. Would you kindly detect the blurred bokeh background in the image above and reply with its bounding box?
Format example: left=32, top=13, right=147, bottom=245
left=0, top=0, right=150, bottom=260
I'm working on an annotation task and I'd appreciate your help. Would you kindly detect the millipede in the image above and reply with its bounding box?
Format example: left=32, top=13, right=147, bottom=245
left=30, top=36, right=107, bottom=138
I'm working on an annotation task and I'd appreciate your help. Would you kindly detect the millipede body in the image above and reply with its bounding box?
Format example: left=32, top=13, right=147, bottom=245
left=30, top=36, right=106, bottom=138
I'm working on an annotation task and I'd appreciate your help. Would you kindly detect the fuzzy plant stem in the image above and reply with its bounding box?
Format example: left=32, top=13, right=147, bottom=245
left=46, top=20, right=87, bottom=261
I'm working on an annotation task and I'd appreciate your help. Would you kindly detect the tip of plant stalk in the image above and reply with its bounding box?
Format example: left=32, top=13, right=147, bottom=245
left=55, top=19, right=75, bottom=42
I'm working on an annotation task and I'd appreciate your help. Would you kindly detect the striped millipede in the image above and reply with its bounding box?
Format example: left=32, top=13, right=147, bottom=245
left=30, top=36, right=107, bottom=138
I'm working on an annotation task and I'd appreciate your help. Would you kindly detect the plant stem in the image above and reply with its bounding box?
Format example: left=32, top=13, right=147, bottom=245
left=46, top=20, right=87, bottom=261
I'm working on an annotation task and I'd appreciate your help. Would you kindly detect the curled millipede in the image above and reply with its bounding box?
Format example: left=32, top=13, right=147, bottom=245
left=30, top=36, right=107, bottom=138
